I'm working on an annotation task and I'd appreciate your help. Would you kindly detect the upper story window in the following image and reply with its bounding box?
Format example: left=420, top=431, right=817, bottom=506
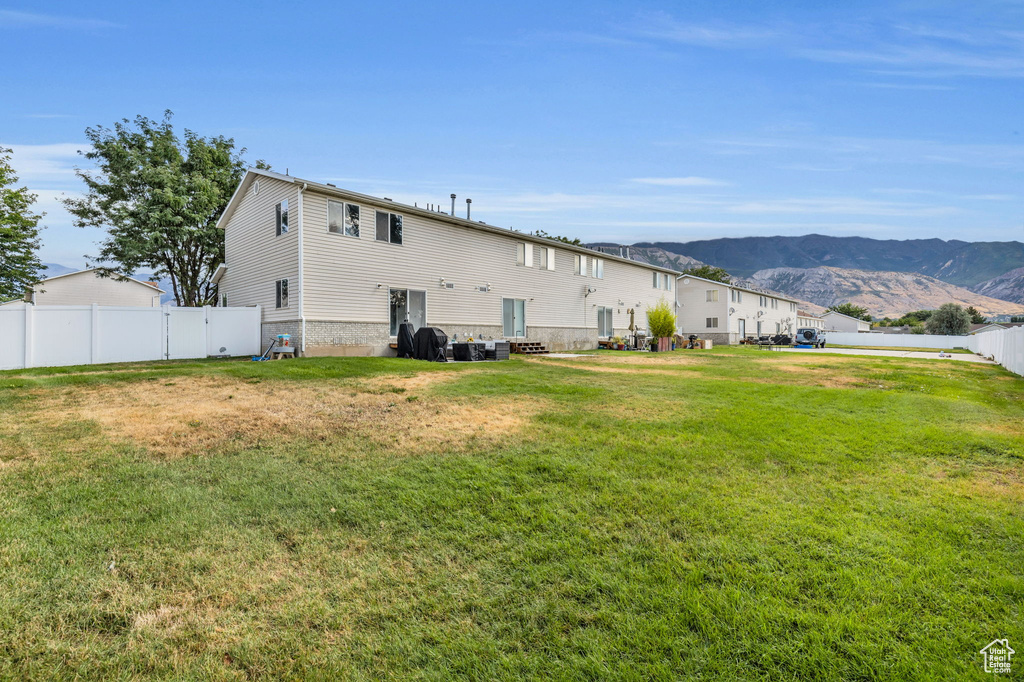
left=329, top=201, right=360, bottom=237
left=275, top=279, right=289, bottom=308
left=275, top=199, right=289, bottom=236
left=759, top=295, right=767, bottom=307
left=516, top=242, right=532, bottom=266
left=375, top=211, right=403, bottom=244
left=771, top=299, right=778, bottom=309
left=706, top=290, right=719, bottom=303
left=574, top=254, right=586, bottom=275
left=532, top=245, right=554, bottom=270
left=663, top=274, right=672, bottom=290
left=731, top=289, right=743, bottom=303
left=591, top=258, right=604, bottom=279
left=653, top=272, right=660, bottom=289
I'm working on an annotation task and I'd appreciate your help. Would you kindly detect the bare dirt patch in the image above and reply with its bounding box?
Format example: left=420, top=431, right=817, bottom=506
left=33, top=372, right=544, bottom=457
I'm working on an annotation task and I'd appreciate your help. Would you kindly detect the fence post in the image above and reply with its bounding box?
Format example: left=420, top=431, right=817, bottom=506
left=90, top=303, right=100, bottom=365
left=23, top=304, right=33, bottom=369
left=204, top=305, right=212, bottom=358
left=162, top=304, right=171, bottom=360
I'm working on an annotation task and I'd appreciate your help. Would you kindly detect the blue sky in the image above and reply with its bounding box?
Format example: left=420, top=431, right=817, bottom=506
left=2, top=0, right=1023, bottom=267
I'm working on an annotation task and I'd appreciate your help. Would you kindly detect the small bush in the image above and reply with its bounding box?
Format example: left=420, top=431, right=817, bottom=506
left=647, top=299, right=677, bottom=339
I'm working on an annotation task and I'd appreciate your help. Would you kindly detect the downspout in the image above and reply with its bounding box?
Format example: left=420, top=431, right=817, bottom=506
left=298, top=182, right=307, bottom=353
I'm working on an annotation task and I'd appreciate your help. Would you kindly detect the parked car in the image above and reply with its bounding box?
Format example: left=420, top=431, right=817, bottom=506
left=794, top=327, right=826, bottom=348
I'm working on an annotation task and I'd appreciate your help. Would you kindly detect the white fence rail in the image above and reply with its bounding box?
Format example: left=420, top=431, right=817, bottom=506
left=825, top=332, right=971, bottom=349
left=824, top=329, right=1024, bottom=377
left=0, top=304, right=261, bottom=371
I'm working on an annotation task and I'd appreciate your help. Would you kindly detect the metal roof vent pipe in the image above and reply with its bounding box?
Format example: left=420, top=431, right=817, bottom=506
left=450, top=194, right=456, bottom=216
left=466, top=197, right=472, bottom=220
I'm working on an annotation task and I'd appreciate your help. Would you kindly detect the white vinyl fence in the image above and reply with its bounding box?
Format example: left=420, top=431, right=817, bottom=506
left=0, top=304, right=261, bottom=371
left=825, top=332, right=970, bottom=349
left=970, top=325, right=1024, bottom=377
left=825, top=329, right=1024, bottom=377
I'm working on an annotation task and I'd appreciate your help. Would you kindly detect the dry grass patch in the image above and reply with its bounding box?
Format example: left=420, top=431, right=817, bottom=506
left=33, top=372, right=545, bottom=457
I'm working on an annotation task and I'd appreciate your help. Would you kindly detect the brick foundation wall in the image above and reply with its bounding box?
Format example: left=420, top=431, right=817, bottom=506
left=266, top=319, right=602, bottom=356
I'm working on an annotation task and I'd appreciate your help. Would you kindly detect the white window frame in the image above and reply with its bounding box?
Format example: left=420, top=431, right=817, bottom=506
left=375, top=210, right=403, bottom=245
left=275, top=279, right=289, bottom=308
left=328, top=200, right=360, bottom=238
left=706, top=317, right=719, bottom=328
left=664, top=274, right=672, bottom=291
left=275, top=199, right=288, bottom=236
left=653, top=272, right=660, bottom=289
left=575, top=254, right=586, bottom=276
left=591, top=258, right=604, bottom=279
left=706, top=290, right=718, bottom=303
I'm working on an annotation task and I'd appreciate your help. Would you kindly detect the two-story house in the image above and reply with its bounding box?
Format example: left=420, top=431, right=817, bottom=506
left=215, top=169, right=681, bottom=355
left=675, top=274, right=800, bottom=344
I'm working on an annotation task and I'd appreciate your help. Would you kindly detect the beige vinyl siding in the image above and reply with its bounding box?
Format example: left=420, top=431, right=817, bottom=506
left=300, top=189, right=672, bottom=333
left=675, top=278, right=728, bottom=332
left=221, top=176, right=299, bottom=322
left=31, top=271, right=162, bottom=306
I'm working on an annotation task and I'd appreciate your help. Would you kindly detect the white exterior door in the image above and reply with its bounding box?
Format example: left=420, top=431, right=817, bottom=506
left=738, top=318, right=745, bottom=339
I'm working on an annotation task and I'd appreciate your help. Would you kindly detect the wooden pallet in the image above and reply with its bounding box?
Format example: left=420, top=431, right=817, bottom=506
left=510, top=341, right=549, bottom=355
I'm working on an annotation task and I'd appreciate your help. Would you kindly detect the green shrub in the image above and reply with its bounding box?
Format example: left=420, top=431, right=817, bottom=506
left=646, top=299, right=677, bottom=339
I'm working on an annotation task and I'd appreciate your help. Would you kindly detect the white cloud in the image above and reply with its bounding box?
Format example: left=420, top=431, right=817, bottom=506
left=1, top=142, right=88, bottom=183
left=630, top=176, right=731, bottom=187
left=0, top=9, right=119, bottom=30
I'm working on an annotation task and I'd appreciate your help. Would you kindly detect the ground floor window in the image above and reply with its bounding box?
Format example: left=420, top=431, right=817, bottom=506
left=276, top=279, right=288, bottom=308
left=502, top=298, right=526, bottom=338
left=597, top=306, right=613, bottom=337
left=389, top=288, right=426, bottom=335
left=706, top=317, right=718, bottom=328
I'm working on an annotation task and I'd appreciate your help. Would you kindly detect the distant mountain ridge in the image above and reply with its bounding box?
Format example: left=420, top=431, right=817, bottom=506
left=971, top=267, right=1024, bottom=304
left=741, top=266, right=1024, bottom=319
left=628, top=235, right=1024, bottom=288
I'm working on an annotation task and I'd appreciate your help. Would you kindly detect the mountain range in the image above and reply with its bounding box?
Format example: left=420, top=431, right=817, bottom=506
left=587, top=235, right=1024, bottom=319
left=631, top=235, right=1024, bottom=288
left=739, top=267, right=1024, bottom=318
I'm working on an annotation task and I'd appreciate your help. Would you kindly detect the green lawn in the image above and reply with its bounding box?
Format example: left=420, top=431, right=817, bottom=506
left=0, top=348, right=1021, bottom=680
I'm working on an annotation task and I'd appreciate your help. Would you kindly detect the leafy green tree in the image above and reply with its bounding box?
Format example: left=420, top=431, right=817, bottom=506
left=1012, top=316, right=1024, bottom=323
left=533, top=230, right=582, bottom=246
left=680, top=264, right=731, bottom=283
left=925, top=303, right=970, bottom=335
left=646, top=299, right=677, bottom=339
left=0, top=147, right=45, bottom=301
left=964, top=306, right=986, bottom=324
left=64, top=111, right=266, bottom=306
left=903, top=309, right=934, bottom=323
left=827, top=302, right=871, bottom=321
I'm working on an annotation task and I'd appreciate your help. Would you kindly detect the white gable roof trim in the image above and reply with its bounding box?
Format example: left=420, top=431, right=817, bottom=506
left=34, top=268, right=166, bottom=293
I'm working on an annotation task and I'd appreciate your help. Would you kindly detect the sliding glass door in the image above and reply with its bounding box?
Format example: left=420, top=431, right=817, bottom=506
left=502, top=298, right=526, bottom=338
left=389, top=289, right=426, bottom=335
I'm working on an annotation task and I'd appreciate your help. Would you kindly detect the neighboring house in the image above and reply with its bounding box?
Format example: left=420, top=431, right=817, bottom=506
left=216, top=168, right=681, bottom=355
left=796, top=310, right=825, bottom=331
left=970, top=322, right=1024, bottom=334
left=675, top=274, right=800, bottom=345
left=2, top=269, right=164, bottom=307
left=821, top=310, right=872, bottom=333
